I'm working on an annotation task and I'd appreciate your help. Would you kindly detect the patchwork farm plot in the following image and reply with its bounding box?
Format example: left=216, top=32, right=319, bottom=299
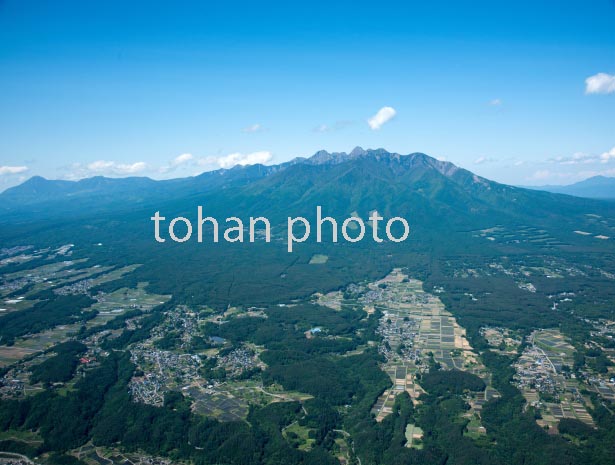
left=514, top=329, right=595, bottom=429
left=72, top=443, right=175, bottom=465
left=364, top=269, right=492, bottom=425
left=0, top=280, right=169, bottom=369
left=0, top=254, right=170, bottom=405
left=125, top=304, right=311, bottom=422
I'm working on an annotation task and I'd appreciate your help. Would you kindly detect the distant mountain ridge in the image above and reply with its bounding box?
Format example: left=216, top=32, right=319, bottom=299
left=2, top=145, right=614, bottom=309
left=2, top=148, right=613, bottom=253
left=528, top=176, right=615, bottom=199
left=0, top=162, right=282, bottom=214
left=0, top=148, right=478, bottom=214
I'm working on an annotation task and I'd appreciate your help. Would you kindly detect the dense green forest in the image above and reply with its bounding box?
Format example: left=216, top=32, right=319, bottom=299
left=1, top=152, right=615, bottom=464
left=0, top=294, right=95, bottom=346
left=30, top=341, right=87, bottom=385
left=2, top=294, right=615, bottom=465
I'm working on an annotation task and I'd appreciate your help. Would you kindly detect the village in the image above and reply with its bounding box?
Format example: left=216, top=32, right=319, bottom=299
left=1, top=246, right=615, bottom=465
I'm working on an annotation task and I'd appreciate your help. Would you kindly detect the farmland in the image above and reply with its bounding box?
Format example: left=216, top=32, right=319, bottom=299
left=514, top=329, right=595, bottom=429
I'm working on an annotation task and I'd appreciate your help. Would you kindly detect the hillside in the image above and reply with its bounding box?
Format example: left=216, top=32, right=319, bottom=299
left=2, top=149, right=615, bottom=465
left=1, top=148, right=614, bottom=310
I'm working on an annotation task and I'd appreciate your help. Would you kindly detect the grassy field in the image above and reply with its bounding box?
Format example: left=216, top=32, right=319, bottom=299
left=404, top=424, right=423, bottom=449
left=0, top=428, right=43, bottom=445
left=283, top=422, right=315, bottom=451
left=308, top=254, right=329, bottom=264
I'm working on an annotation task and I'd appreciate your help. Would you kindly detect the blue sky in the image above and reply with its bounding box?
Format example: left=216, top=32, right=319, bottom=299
left=0, top=0, right=614, bottom=191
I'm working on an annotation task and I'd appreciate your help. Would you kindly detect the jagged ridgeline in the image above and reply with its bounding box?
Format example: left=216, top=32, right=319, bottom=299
left=2, top=148, right=615, bottom=465
left=1, top=147, right=614, bottom=314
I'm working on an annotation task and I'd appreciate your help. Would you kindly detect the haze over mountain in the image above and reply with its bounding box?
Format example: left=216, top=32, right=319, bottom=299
left=528, top=176, right=615, bottom=200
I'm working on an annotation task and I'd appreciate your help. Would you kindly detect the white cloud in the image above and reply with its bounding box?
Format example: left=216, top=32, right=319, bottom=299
left=600, top=146, right=615, bottom=163
left=159, top=153, right=195, bottom=173
left=474, top=156, right=497, bottom=165
left=367, top=106, right=397, bottom=130
left=526, top=163, right=615, bottom=184
left=171, top=150, right=276, bottom=171
left=549, top=152, right=594, bottom=165
left=242, top=123, right=263, bottom=133
left=526, top=147, right=615, bottom=184
left=217, top=151, right=272, bottom=169
left=195, top=156, right=218, bottom=167
left=489, top=99, right=502, bottom=106
left=0, top=165, right=28, bottom=175
left=585, top=73, right=615, bottom=94
left=61, top=150, right=275, bottom=180
left=65, top=160, right=148, bottom=179
left=87, top=160, right=147, bottom=175
left=173, top=153, right=193, bottom=165
left=549, top=147, right=615, bottom=165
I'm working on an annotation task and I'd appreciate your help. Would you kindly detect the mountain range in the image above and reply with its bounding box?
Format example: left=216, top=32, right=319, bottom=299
left=3, top=147, right=611, bottom=214
left=3, top=148, right=615, bottom=465
left=1, top=147, right=614, bottom=307
left=526, top=175, right=615, bottom=199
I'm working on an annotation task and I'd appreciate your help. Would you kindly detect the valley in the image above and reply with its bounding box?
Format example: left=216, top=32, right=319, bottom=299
left=1, top=241, right=614, bottom=464
left=2, top=0, right=614, bottom=461
left=363, top=270, right=493, bottom=430
left=1, top=150, right=615, bottom=465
